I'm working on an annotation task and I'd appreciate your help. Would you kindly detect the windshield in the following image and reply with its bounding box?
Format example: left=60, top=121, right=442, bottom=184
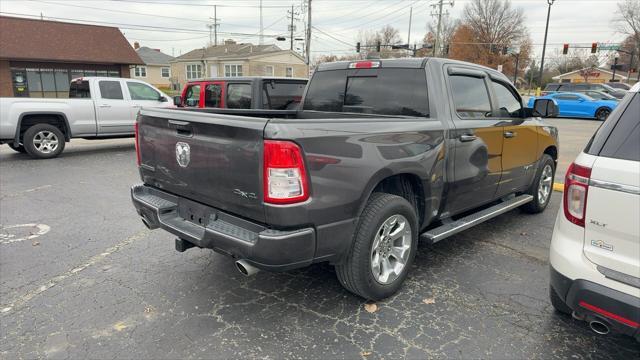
left=303, top=68, right=429, bottom=117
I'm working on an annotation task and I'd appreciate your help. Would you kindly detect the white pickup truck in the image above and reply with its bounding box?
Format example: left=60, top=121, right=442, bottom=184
left=0, top=77, right=173, bottom=159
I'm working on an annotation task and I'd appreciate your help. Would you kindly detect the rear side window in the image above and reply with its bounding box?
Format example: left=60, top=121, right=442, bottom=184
left=303, top=69, right=429, bottom=117
left=69, top=80, right=90, bottom=98
left=205, top=84, right=222, bottom=108
left=127, top=82, right=160, bottom=101
left=450, top=75, right=491, bottom=119
left=598, top=94, right=640, bottom=161
left=262, top=81, right=305, bottom=110
left=227, top=83, right=252, bottom=109
left=99, top=80, right=123, bottom=100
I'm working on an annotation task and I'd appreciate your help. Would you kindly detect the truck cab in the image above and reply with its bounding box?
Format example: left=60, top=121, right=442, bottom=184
left=175, top=77, right=307, bottom=110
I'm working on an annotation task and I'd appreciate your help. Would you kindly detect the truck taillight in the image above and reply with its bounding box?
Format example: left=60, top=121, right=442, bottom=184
left=563, top=162, right=591, bottom=227
left=134, top=122, right=141, bottom=166
left=263, top=140, right=309, bottom=204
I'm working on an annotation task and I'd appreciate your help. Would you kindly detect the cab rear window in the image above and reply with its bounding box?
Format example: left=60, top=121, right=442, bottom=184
left=303, top=68, right=429, bottom=117
left=598, top=93, right=640, bottom=161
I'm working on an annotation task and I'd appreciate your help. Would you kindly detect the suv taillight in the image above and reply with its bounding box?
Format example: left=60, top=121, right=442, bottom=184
left=263, top=140, right=309, bottom=204
left=563, top=162, right=592, bottom=227
left=134, top=122, right=141, bottom=166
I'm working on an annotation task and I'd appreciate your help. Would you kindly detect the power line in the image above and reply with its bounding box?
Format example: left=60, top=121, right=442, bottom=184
left=108, top=0, right=293, bottom=8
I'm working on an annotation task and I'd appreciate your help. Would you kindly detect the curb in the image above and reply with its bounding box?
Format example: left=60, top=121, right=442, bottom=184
left=553, top=183, right=564, bottom=192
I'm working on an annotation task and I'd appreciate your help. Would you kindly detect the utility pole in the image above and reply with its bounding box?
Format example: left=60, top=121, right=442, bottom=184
left=208, top=5, right=220, bottom=47
left=305, top=0, right=312, bottom=65
left=259, top=0, right=264, bottom=45
left=287, top=5, right=299, bottom=51
left=407, top=7, right=412, bottom=48
left=538, top=0, right=555, bottom=89
left=430, top=0, right=453, bottom=57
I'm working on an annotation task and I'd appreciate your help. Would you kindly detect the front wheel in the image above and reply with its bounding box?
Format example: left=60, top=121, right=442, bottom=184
left=595, top=108, right=611, bottom=121
left=522, top=154, right=555, bottom=213
left=23, top=124, right=65, bottom=159
left=335, top=193, right=418, bottom=300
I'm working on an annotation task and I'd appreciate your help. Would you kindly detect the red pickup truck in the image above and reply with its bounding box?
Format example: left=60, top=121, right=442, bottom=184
left=173, top=77, right=308, bottom=110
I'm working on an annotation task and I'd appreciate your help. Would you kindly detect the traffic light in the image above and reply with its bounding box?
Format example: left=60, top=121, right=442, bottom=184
left=356, top=42, right=360, bottom=53
left=376, top=41, right=381, bottom=52
left=591, top=42, right=597, bottom=53
left=562, top=43, right=569, bottom=55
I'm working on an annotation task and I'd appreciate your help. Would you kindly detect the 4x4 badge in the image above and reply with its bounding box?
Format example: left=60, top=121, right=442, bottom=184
left=175, top=142, right=190, bottom=168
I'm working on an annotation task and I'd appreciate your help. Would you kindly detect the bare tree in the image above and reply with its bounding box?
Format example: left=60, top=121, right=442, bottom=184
left=613, top=0, right=640, bottom=56
left=357, top=25, right=404, bottom=59
left=463, top=0, right=527, bottom=49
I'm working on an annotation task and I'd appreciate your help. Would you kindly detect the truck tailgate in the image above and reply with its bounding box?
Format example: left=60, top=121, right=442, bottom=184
left=137, top=108, right=267, bottom=223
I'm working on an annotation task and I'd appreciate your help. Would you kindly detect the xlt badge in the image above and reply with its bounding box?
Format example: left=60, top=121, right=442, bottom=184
left=176, top=142, right=191, bottom=168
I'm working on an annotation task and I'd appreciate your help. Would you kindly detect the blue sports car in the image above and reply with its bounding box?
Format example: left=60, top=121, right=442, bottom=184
left=528, top=92, right=618, bottom=121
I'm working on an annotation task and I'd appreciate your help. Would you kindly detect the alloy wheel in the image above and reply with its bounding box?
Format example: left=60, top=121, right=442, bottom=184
left=32, top=131, right=59, bottom=154
left=538, top=164, right=553, bottom=205
left=370, top=214, right=412, bottom=285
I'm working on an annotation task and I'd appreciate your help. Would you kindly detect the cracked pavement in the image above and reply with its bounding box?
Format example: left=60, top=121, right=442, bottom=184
left=1, top=138, right=638, bottom=359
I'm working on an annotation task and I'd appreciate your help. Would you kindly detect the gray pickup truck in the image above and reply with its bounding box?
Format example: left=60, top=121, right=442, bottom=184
left=131, top=58, right=559, bottom=300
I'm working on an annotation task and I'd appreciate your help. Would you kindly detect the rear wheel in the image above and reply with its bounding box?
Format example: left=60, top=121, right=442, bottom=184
left=595, top=107, right=611, bottom=121
left=549, top=286, right=572, bottom=315
left=522, top=154, right=555, bottom=213
left=8, top=143, right=26, bottom=153
left=335, top=193, right=418, bottom=300
left=23, top=124, right=65, bottom=159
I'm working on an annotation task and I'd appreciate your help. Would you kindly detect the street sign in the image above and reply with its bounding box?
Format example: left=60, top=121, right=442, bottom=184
left=598, top=44, right=620, bottom=51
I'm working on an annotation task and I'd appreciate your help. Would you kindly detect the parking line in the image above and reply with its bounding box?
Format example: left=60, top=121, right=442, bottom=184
left=553, top=183, right=564, bottom=192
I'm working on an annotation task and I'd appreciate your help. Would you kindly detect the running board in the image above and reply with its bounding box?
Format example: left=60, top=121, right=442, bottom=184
left=420, top=194, right=533, bottom=244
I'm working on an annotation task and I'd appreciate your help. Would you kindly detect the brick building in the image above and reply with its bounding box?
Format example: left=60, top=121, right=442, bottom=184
left=0, top=16, right=143, bottom=98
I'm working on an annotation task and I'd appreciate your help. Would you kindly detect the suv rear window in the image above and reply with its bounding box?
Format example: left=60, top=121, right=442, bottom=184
left=262, top=81, right=305, bottom=110
left=303, top=68, right=428, bottom=117
left=598, top=93, right=640, bottom=161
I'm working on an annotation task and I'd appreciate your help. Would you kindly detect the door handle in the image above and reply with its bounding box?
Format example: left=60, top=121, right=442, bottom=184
left=504, top=131, right=517, bottom=138
left=99, top=104, right=111, bottom=108
left=459, top=135, right=477, bottom=142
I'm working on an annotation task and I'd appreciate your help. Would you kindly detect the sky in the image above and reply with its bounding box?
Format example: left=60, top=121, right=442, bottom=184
left=0, top=0, right=629, bottom=63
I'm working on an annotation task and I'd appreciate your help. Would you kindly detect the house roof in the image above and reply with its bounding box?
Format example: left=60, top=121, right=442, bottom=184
left=173, top=43, right=282, bottom=61
left=552, top=67, right=628, bottom=80
left=136, top=46, right=174, bottom=66
left=0, top=16, right=143, bottom=64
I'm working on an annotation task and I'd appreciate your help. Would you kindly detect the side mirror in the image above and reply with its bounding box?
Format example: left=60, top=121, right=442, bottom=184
left=532, top=98, right=559, bottom=118
left=159, top=96, right=168, bottom=102
left=173, top=96, right=182, bottom=107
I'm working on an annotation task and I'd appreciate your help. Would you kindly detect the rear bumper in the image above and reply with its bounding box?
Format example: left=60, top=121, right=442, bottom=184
left=131, top=184, right=316, bottom=271
left=551, top=266, right=640, bottom=340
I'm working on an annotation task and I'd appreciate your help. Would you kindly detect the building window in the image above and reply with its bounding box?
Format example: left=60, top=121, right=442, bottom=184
left=265, top=65, right=274, bottom=76
left=161, top=67, right=170, bottom=78
left=186, top=64, right=202, bottom=80
left=12, top=66, right=120, bottom=98
left=134, top=66, right=147, bottom=77
left=286, top=67, right=293, bottom=78
left=224, top=64, right=243, bottom=77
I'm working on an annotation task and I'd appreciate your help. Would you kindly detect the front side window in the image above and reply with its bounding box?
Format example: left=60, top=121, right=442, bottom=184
left=227, top=83, right=251, bottom=108
left=224, top=64, right=243, bottom=77
left=449, top=75, right=491, bottom=119
left=555, top=94, right=579, bottom=101
left=186, top=64, right=202, bottom=80
left=134, top=66, right=147, bottom=77
left=127, top=82, right=160, bottom=101
left=184, top=84, right=200, bottom=107
left=262, top=81, right=306, bottom=110
left=491, top=80, right=522, bottom=118
left=303, top=68, right=429, bottom=117
left=204, top=84, right=222, bottom=108
left=161, top=67, right=170, bottom=78
left=99, top=80, right=124, bottom=100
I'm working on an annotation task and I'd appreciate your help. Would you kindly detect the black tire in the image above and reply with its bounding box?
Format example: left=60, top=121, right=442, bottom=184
left=335, top=193, right=418, bottom=300
left=23, top=123, right=65, bottom=159
left=595, top=107, right=611, bottom=121
left=8, top=143, right=26, bottom=153
left=521, top=154, right=555, bottom=214
left=549, top=286, right=572, bottom=315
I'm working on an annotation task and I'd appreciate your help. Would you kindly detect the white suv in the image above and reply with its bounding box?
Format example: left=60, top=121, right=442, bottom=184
left=549, top=82, right=640, bottom=340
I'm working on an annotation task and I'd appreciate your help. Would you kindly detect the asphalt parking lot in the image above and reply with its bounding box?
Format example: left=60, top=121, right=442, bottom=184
left=1, top=118, right=638, bottom=359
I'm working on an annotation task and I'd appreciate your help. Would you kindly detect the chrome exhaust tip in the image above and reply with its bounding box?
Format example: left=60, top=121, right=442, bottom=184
left=235, top=260, right=259, bottom=276
left=589, top=320, right=610, bottom=335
